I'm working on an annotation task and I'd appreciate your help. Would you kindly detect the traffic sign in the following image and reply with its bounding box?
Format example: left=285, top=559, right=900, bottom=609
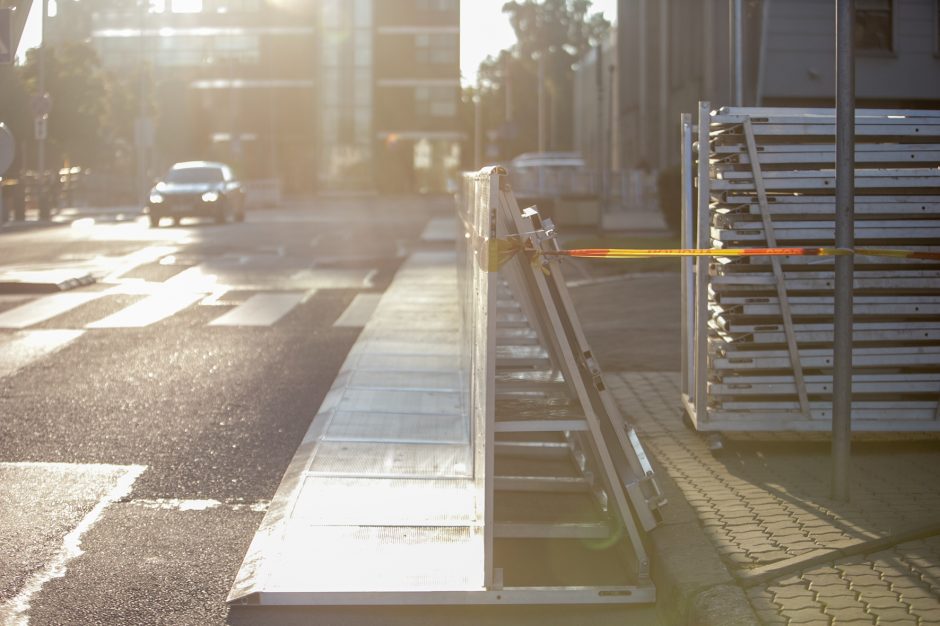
left=0, top=8, right=12, bottom=65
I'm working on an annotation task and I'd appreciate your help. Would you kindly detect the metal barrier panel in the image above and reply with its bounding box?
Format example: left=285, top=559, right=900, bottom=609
left=458, top=166, right=499, bottom=586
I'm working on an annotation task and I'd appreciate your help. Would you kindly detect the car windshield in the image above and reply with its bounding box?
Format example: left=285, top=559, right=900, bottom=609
left=165, top=167, right=224, bottom=184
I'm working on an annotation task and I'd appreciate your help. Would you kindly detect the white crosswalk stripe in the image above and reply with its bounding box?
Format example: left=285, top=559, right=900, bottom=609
left=0, top=293, right=104, bottom=329
left=333, top=293, right=381, bottom=328
left=209, top=293, right=306, bottom=327
left=86, top=291, right=204, bottom=329
left=0, top=330, right=85, bottom=378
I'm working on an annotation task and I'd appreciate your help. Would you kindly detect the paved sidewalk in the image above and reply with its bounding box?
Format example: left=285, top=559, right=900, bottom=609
left=570, top=272, right=940, bottom=625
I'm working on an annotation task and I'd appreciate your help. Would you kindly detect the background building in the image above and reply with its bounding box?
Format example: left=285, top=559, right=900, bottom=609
left=575, top=0, right=940, bottom=213
left=317, top=0, right=462, bottom=194
left=47, top=0, right=461, bottom=195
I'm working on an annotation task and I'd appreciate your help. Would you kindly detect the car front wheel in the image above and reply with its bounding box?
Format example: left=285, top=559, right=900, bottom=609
left=149, top=213, right=161, bottom=228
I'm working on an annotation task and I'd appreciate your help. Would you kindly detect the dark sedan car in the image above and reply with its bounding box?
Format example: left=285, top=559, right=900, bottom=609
left=147, top=161, right=246, bottom=227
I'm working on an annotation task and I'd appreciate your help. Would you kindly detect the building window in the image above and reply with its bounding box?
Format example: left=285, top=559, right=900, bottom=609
left=415, top=34, right=457, bottom=65
left=855, top=0, right=893, bottom=52
left=415, top=85, right=457, bottom=117
left=417, top=0, right=457, bottom=12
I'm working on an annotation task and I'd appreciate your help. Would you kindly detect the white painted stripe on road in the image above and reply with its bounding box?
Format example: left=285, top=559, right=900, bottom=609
left=208, top=293, right=305, bottom=327
left=0, top=330, right=85, bottom=378
left=0, top=293, right=103, bottom=329
left=0, top=463, right=146, bottom=626
left=333, top=293, right=382, bottom=328
left=86, top=291, right=203, bottom=328
left=130, top=498, right=269, bottom=512
left=100, top=246, right=178, bottom=283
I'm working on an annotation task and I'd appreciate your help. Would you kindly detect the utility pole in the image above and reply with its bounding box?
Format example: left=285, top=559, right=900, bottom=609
left=832, top=0, right=855, bottom=501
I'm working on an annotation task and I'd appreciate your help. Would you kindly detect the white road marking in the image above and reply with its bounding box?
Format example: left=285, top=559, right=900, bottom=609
left=99, top=246, right=178, bottom=283
left=0, top=330, right=85, bottom=378
left=208, top=293, right=305, bottom=327
left=86, top=291, right=203, bottom=328
left=333, top=293, right=382, bottom=328
left=130, top=498, right=269, bottom=512
left=0, top=463, right=146, bottom=626
left=0, top=293, right=103, bottom=329
left=288, top=268, right=376, bottom=289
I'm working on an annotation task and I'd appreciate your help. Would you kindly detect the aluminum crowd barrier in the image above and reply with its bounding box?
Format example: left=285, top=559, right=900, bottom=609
left=461, top=166, right=665, bottom=603
left=681, top=104, right=940, bottom=431
left=227, top=166, right=663, bottom=613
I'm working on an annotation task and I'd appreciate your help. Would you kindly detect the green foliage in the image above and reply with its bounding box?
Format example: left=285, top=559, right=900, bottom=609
left=464, top=0, right=610, bottom=161
left=0, top=40, right=139, bottom=174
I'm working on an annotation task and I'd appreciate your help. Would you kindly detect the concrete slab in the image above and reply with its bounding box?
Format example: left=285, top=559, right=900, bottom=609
left=0, top=269, right=95, bottom=294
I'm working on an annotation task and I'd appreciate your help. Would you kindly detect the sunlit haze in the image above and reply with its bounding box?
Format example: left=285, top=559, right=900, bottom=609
left=460, top=0, right=617, bottom=85
left=20, top=1, right=617, bottom=81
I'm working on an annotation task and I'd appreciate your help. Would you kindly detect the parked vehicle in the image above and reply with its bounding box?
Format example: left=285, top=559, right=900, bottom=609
left=508, top=152, right=596, bottom=199
left=147, top=161, right=245, bottom=227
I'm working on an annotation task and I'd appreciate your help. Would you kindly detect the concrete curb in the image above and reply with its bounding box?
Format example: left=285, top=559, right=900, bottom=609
left=648, top=459, right=759, bottom=625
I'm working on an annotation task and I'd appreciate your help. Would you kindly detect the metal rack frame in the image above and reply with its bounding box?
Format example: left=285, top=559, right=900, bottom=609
left=681, top=104, right=940, bottom=432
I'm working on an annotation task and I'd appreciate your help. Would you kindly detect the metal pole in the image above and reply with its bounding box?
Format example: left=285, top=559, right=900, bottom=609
left=637, top=0, right=647, bottom=163
left=136, top=0, right=147, bottom=212
left=473, top=94, right=482, bottom=170
left=37, top=0, right=48, bottom=220
left=537, top=53, right=545, bottom=154
left=504, top=54, right=513, bottom=123
left=731, top=0, right=743, bottom=106
left=832, top=0, right=855, bottom=502
left=596, top=44, right=604, bottom=203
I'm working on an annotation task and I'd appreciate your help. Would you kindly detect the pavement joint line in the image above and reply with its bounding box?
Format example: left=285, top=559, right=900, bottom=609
left=736, top=520, right=940, bottom=589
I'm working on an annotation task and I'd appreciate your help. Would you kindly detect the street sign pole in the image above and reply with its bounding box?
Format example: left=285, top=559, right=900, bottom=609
left=832, top=0, right=855, bottom=502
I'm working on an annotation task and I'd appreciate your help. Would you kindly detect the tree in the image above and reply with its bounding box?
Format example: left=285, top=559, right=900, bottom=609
left=17, top=41, right=119, bottom=170
left=466, top=0, right=610, bottom=161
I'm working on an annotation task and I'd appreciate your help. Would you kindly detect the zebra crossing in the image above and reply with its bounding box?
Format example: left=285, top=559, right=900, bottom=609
left=0, top=286, right=377, bottom=331
left=0, top=249, right=385, bottom=377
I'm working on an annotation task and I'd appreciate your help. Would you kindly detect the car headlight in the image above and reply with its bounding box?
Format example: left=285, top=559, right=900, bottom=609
left=149, top=193, right=164, bottom=204
left=201, top=191, right=219, bottom=203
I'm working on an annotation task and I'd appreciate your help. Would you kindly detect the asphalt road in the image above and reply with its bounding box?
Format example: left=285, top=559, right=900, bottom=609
left=0, top=199, right=442, bottom=626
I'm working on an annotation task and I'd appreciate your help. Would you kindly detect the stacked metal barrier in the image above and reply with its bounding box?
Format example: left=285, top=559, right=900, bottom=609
left=682, top=104, right=940, bottom=431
